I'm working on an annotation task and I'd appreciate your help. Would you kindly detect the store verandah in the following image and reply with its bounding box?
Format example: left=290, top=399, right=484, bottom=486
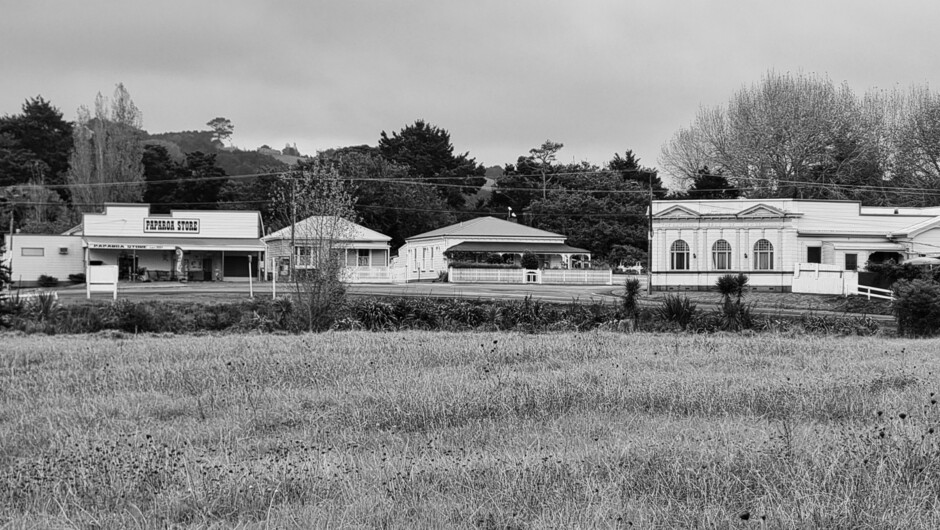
left=83, top=236, right=266, bottom=282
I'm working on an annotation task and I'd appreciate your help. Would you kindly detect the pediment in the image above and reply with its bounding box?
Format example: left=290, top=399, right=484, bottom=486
left=653, top=205, right=701, bottom=219
left=736, top=204, right=787, bottom=218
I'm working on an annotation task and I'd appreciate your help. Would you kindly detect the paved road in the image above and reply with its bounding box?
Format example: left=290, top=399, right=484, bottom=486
left=48, top=278, right=895, bottom=327
left=52, top=280, right=626, bottom=305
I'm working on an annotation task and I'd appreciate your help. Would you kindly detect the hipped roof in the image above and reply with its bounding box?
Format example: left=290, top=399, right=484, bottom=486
left=407, top=216, right=565, bottom=241
left=264, top=216, right=390, bottom=243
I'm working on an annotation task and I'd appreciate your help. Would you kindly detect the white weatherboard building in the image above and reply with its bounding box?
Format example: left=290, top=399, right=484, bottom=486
left=3, top=204, right=266, bottom=285
left=262, top=216, right=393, bottom=283
left=650, top=199, right=940, bottom=292
left=396, top=216, right=591, bottom=282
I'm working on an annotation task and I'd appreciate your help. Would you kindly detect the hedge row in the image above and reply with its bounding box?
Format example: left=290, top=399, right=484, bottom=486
left=0, top=294, right=882, bottom=336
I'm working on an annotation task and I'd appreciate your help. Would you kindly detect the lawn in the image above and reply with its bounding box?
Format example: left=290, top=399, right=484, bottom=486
left=1, top=331, right=938, bottom=528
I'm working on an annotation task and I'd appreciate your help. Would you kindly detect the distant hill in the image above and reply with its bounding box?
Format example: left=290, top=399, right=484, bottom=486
left=144, top=130, right=288, bottom=176
left=146, top=130, right=217, bottom=153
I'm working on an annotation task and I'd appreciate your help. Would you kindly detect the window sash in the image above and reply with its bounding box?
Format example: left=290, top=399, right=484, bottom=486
left=845, top=254, right=858, bottom=271
left=671, top=251, right=688, bottom=270
left=713, top=250, right=731, bottom=270
left=755, top=251, right=773, bottom=270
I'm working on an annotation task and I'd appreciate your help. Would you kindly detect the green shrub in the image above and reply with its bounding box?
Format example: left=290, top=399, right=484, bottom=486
left=37, top=275, right=59, bottom=287
left=24, top=292, right=62, bottom=322
left=521, top=251, right=539, bottom=270
left=892, top=279, right=940, bottom=337
left=657, top=294, right=697, bottom=330
left=715, top=273, right=752, bottom=331
left=0, top=263, right=11, bottom=290
left=0, top=291, right=25, bottom=328
left=448, top=261, right=520, bottom=269
left=622, top=278, right=641, bottom=326
left=68, top=273, right=86, bottom=283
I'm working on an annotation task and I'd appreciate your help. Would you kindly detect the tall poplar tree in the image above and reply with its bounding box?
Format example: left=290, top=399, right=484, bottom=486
left=67, top=83, right=145, bottom=212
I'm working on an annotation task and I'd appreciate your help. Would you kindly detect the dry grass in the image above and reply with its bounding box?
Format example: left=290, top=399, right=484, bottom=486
left=1, top=331, right=939, bottom=528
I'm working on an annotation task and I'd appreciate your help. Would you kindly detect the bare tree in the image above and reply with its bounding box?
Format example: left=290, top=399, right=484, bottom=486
left=67, top=83, right=145, bottom=211
left=660, top=71, right=887, bottom=201
left=892, top=85, right=940, bottom=204
left=271, top=161, right=358, bottom=331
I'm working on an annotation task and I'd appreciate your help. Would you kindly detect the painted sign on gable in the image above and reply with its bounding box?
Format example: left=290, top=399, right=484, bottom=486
left=144, top=218, right=201, bottom=234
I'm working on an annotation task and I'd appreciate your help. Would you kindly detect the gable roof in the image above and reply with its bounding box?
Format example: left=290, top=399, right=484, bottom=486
left=407, top=216, right=565, bottom=241
left=889, top=215, right=940, bottom=238
left=263, top=216, right=390, bottom=243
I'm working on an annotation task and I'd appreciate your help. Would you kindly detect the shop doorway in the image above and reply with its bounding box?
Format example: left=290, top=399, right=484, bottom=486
left=223, top=256, right=250, bottom=278
left=118, top=254, right=138, bottom=280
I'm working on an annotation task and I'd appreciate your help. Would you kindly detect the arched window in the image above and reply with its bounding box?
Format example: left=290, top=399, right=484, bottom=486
left=670, top=240, right=690, bottom=270
left=712, top=239, right=732, bottom=270
left=754, top=239, right=774, bottom=270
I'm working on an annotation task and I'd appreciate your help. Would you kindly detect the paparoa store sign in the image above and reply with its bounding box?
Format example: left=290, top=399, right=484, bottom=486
left=144, top=218, right=200, bottom=233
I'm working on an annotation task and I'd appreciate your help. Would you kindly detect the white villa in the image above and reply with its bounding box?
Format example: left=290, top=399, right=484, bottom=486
left=651, top=198, right=940, bottom=292
left=396, top=216, right=591, bottom=282
left=263, top=216, right=393, bottom=283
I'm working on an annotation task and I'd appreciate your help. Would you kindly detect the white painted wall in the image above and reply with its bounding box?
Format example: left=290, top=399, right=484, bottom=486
left=83, top=204, right=261, bottom=238
left=792, top=263, right=858, bottom=296
left=651, top=198, right=933, bottom=291
left=5, top=234, right=84, bottom=285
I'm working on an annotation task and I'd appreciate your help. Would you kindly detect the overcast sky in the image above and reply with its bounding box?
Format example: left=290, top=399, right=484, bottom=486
left=3, top=1, right=940, bottom=177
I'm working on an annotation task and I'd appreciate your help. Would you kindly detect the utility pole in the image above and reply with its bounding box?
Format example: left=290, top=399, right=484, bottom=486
left=647, top=171, right=654, bottom=295
left=289, top=175, right=297, bottom=281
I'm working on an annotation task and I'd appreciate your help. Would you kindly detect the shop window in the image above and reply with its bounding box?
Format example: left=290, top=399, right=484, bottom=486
left=21, top=247, right=44, bottom=257
left=670, top=240, right=690, bottom=270
left=807, top=246, right=821, bottom=264
left=845, top=253, right=858, bottom=271
left=754, top=239, right=774, bottom=270
left=712, top=239, right=732, bottom=270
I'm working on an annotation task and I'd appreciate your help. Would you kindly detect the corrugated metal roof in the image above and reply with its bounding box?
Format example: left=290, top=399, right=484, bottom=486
left=264, top=216, right=390, bottom=242
left=445, top=241, right=590, bottom=254
left=408, top=216, right=565, bottom=240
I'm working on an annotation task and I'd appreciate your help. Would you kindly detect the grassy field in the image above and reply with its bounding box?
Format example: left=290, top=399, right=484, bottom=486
left=1, top=331, right=939, bottom=528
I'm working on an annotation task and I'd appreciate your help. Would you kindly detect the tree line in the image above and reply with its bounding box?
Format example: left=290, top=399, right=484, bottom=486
left=0, top=85, right=661, bottom=264
left=13, top=72, right=940, bottom=264
left=659, top=70, right=940, bottom=206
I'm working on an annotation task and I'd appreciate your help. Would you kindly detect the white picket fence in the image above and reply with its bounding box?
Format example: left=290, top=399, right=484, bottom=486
left=449, top=268, right=523, bottom=284
left=342, top=266, right=394, bottom=283
left=541, top=269, right=613, bottom=285
left=448, top=267, right=613, bottom=285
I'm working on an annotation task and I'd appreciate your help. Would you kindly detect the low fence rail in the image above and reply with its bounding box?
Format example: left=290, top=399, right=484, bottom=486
left=448, top=267, right=613, bottom=285
left=855, top=284, right=894, bottom=301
